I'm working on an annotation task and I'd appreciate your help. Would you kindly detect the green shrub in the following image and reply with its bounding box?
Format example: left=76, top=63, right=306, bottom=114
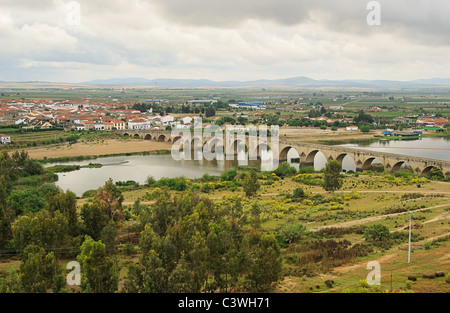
left=278, top=222, right=307, bottom=244
left=82, top=190, right=97, bottom=198
left=146, top=176, right=156, bottom=186
left=292, top=187, right=305, bottom=200
left=220, top=169, right=237, bottom=181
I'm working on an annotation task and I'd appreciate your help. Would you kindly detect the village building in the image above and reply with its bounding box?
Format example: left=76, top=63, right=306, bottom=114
left=0, top=134, right=11, bottom=145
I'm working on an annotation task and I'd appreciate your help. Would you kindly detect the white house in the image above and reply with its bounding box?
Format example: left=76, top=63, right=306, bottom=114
left=181, top=116, right=194, bottom=125
left=128, top=119, right=151, bottom=130
left=346, top=126, right=359, bottom=131
left=94, top=123, right=105, bottom=131
left=160, top=115, right=174, bottom=126
left=74, top=124, right=86, bottom=131
left=0, top=134, right=11, bottom=145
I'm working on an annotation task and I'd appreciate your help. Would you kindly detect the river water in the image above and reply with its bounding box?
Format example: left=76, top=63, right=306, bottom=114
left=51, top=137, right=450, bottom=196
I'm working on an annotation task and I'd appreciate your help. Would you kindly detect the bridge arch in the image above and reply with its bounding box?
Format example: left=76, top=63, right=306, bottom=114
left=144, top=134, right=152, bottom=140
left=229, top=139, right=247, bottom=154
left=305, top=150, right=320, bottom=165
left=157, top=134, right=166, bottom=142
left=191, top=137, right=203, bottom=150
left=336, top=153, right=357, bottom=173
left=133, top=134, right=141, bottom=139
left=173, top=136, right=182, bottom=144
left=361, top=157, right=384, bottom=172
left=279, top=146, right=294, bottom=161
left=253, top=143, right=271, bottom=160
left=421, top=165, right=444, bottom=177
left=391, top=161, right=413, bottom=173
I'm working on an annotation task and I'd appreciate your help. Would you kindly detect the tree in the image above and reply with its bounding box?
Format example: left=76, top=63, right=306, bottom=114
left=245, top=232, right=282, bottom=292
left=354, top=110, right=374, bottom=124
left=242, top=171, right=260, bottom=197
left=205, top=107, right=216, bottom=118
left=123, top=250, right=168, bottom=293
left=19, top=245, right=61, bottom=293
left=8, top=187, right=46, bottom=215
left=0, top=267, right=22, bottom=293
left=100, top=220, right=118, bottom=253
left=273, top=162, right=297, bottom=178
left=46, top=190, right=79, bottom=236
left=363, top=224, right=391, bottom=242
left=0, top=178, right=12, bottom=250
left=360, top=125, right=371, bottom=133
left=292, top=187, right=305, bottom=200
left=80, top=201, right=108, bottom=241
left=77, top=236, right=119, bottom=293
left=323, top=160, right=343, bottom=192
left=97, top=178, right=124, bottom=221
left=12, top=209, right=69, bottom=250
left=0, top=148, right=17, bottom=183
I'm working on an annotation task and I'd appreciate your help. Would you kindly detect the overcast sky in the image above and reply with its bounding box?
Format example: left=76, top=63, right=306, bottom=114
left=0, top=0, right=449, bottom=83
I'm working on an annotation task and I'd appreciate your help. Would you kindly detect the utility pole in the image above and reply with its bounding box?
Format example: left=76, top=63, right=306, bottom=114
left=390, top=268, right=393, bottom=293
left=408, top=212, right=414, bottom=264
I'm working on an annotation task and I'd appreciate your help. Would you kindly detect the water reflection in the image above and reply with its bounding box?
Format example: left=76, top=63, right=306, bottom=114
left=52, top=138, right=449, bottom=196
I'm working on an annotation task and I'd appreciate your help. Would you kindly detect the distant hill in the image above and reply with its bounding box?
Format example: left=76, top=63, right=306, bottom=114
left=1, top=77, right=450, bottom=89
left=80, top=76, right=450, bottom=89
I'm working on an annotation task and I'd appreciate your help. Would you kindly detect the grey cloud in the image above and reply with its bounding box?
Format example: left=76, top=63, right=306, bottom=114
left=150, top=0, right=450, bottom=44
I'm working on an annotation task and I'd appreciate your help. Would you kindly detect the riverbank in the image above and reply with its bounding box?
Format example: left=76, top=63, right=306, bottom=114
left=280, top=127, right=382, bottom=144
left=11, top=139, right=172, bottom=160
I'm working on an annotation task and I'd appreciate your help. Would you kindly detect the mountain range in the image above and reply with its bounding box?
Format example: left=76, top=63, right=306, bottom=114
left=80, top=76, right=450, bottom=89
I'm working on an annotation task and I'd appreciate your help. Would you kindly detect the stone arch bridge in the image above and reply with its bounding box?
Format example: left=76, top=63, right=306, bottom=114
left=118, top=129, right=450, bottom=178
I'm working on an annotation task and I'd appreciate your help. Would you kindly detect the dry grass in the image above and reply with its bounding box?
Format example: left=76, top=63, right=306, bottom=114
left=15, top=139, right=172, bottom=160
left=280, top=127, right=381, bottom=143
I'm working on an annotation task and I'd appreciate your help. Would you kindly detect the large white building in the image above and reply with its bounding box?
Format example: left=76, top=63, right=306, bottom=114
left=128, top=119, right=151, bottom=130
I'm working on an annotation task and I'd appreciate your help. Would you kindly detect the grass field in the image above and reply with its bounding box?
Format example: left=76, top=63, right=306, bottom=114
left=104, top=170, right=450, bottom=293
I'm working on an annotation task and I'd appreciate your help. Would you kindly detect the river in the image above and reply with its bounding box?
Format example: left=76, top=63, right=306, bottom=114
left=50, top=137, right=449, bottom=196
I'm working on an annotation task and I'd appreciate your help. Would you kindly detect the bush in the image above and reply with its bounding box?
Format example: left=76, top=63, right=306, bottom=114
left=146, top=176, right=156, bottom=186
left=359, top=280, right=370, bottom=288
left=292, top=187, right=305, bottom=200
left=122, top=243, right=136, bottom=256
left=422, top=273, right=435, bottom=279
left=82, top=190, right=97, bottom=198
left=156, top=177, right=187, bottom=191
left=273, top=162, right=297, bottom=178
left=278, top=222, right=307, bottom=244
left=220, top=169, right=237, bottom=181
left=363, top=224, right=391, bottom=243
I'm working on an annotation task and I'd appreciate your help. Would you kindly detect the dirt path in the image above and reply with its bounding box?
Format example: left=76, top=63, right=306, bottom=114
left=332, top=231, right=450, bottom=276
left=309, top=203, right=450, bottom=231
